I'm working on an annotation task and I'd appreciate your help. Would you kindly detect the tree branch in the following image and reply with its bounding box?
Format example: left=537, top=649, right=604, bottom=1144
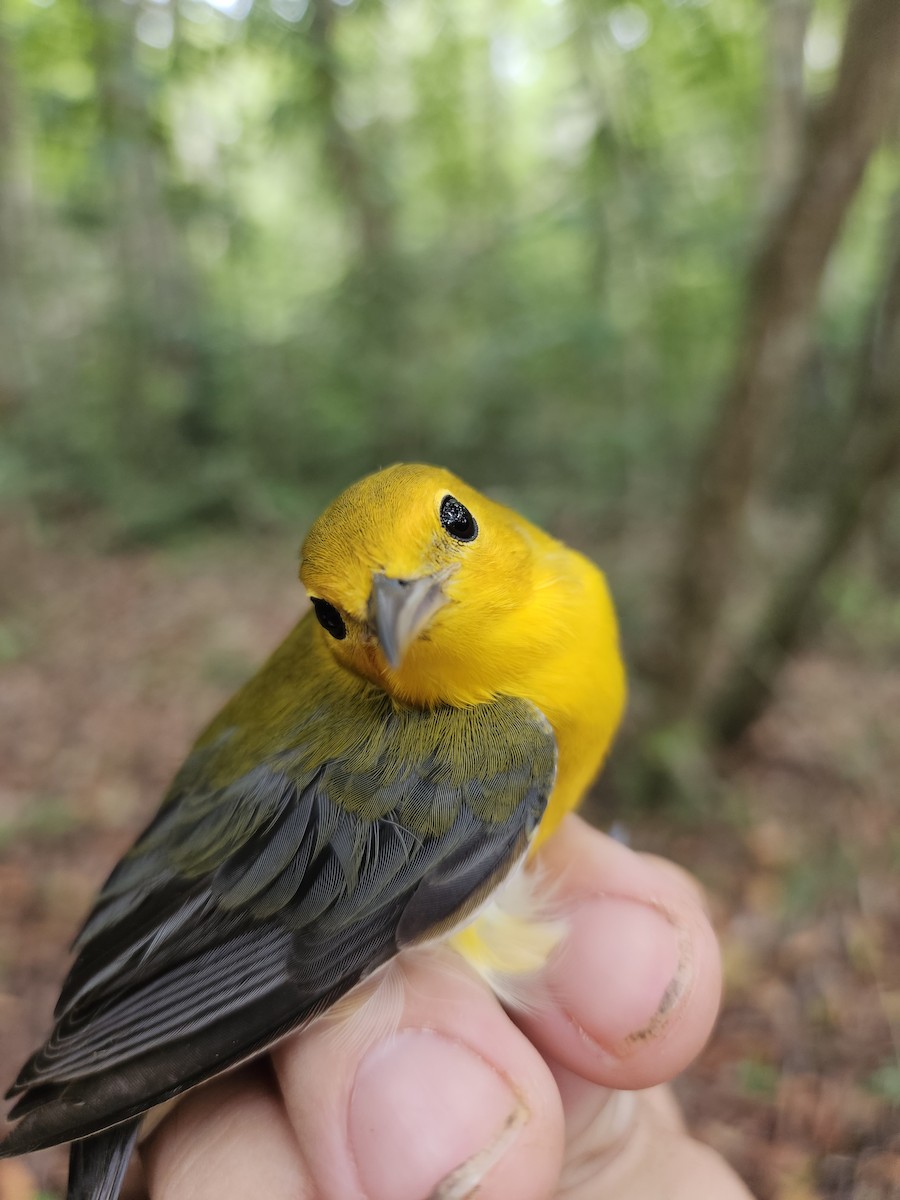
left=654, top=0, right=900, bottom=715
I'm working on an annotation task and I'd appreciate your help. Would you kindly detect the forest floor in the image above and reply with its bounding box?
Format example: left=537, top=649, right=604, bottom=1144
left=0, top=517, right=897, bottom=1200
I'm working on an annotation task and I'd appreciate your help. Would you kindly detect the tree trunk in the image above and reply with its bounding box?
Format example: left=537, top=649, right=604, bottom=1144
left=89, top=0, right=216, bottom=462
left=709, top=196, right=900, bottom=744
left=307, top=0, right=395, bottom=267
left=0, top=7, right=32, bottom=411
left=761, top=0, right=812, bottom=216
left=654, top=0, right=900, bottom=717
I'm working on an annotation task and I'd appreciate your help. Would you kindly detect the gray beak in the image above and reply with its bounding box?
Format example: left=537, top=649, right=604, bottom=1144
left=369, top=569, right=453, bottom=670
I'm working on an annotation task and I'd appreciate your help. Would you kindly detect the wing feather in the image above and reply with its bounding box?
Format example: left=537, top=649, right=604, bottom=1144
left=0, top=639, right=556, bottom=1157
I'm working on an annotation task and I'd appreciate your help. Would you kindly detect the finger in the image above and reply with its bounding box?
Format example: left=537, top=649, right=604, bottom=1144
left=272, top=951, right=566, bottom=1200
left=544, top=1067, right=684, bottom=1164
left=557, top=1084, right=755, bottom=1200
left=141, top=1063, right=313, bottom=1199
left=517, top=815, right=722, bottom=1090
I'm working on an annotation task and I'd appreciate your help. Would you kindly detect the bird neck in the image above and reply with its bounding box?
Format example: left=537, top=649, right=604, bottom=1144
left=311, top=538, right=626, bottom=831
left=380, top=542, right=626, bottom=832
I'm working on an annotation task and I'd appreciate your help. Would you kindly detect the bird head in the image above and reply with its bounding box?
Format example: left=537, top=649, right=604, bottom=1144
left=299, top=464, right=542, bottom=707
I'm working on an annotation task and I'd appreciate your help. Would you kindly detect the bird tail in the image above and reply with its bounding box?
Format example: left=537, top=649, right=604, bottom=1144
left=66, top=1119, right=141, bottom=1200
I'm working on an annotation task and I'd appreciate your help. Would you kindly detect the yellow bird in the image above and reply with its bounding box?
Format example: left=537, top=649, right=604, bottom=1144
left=0, top=464, right=626, bottom=1200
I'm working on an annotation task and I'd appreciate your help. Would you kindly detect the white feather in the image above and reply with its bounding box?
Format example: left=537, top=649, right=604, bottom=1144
left=448, top=860, right=568, bottom=1012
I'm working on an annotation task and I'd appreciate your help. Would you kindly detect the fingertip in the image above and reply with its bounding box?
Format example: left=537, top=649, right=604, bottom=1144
left=348, top=1028, right=526, bottom=1200
left=521, top=816, right=722, bottom=1090
left=274, top=954, right=566, bottom=1200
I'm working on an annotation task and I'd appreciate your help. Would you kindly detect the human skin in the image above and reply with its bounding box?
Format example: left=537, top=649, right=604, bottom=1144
left=138, top=816, right=753, bottom=1200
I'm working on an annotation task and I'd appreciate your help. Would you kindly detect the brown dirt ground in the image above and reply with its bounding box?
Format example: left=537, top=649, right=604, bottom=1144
left=0, top=519, right=897, bottom=1199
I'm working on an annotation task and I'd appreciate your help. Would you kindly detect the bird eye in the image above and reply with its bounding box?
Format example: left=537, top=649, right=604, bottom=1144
left=311, top=598, right=346, bottom=640
left=439, top=495, right=478, bottom=542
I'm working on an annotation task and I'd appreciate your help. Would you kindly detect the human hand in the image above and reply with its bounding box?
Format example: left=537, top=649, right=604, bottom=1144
left=138, top=816, right=752, bottom=1199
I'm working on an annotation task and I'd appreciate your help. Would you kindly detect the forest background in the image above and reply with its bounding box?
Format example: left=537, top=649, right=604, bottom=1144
left=1, top=0, right=899, bottom=1196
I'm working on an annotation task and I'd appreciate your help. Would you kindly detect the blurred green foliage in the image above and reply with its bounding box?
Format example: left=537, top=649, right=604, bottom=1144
left=0, top=0, right=892, bottom=544
left=736, top=1058, right=781, bottom=1101
left=867, top=1064, right=900, bottom=1106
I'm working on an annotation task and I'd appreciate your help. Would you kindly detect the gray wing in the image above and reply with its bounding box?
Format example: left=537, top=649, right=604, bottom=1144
left=1, top=693, right=555, bottom=1155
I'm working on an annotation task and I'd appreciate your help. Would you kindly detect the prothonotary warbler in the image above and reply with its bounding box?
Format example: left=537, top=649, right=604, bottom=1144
left=0, top=464, right=626, bottom=1200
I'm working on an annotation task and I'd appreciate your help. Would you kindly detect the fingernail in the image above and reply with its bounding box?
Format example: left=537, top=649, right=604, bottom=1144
left=557, top=896, right=689, bottom=1051
left=349, top=1029, right=522, bottom=1200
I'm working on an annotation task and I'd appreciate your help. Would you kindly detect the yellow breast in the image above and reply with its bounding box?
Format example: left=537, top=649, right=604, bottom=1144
left=452, top=539, right=626, bottom=984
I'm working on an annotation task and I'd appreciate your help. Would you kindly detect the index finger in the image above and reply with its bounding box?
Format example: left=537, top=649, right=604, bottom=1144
left=514, top=815, right=722, bottom=1091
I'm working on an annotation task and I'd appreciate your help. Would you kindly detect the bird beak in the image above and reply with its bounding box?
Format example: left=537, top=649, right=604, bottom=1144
left=369, top=569, right=454, bottom=670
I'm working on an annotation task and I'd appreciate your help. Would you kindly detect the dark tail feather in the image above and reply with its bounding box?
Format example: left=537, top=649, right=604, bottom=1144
left=67, top=1119, right=141, bottom=1200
